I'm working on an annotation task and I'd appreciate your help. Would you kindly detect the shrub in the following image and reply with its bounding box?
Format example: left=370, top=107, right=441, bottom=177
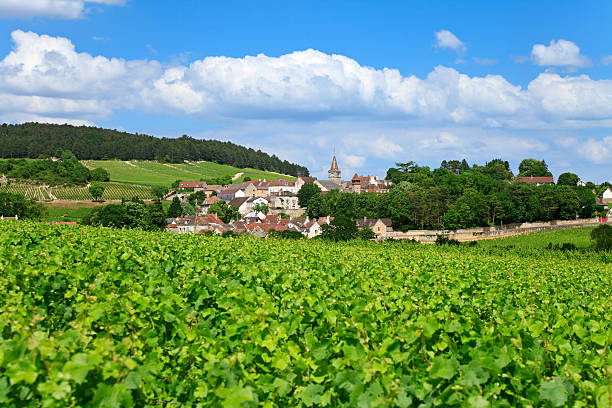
left=591, top=224, right=612, bottom=251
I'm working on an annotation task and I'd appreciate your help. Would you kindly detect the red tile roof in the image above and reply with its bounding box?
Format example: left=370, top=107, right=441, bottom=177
left=179, top=181, right=207, bottom=188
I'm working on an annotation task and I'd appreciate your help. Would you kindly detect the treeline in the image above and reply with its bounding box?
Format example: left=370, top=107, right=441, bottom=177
left=0, top=192, right=45, bottom=219
left=0, top=150, right=109, bottom=186
left=306, top=159, right=601, bottom=230
left=82, top=198, right=165, bottom=230
left=0, top=123, right=309, bottom=177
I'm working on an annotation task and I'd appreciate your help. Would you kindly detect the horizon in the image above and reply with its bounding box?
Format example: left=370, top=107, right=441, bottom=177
left=0, top=1, right=611, bottom=182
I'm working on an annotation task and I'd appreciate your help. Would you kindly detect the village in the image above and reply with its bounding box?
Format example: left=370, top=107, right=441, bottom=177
left=166, top=156, right=612, bottom=240
left=165, top=156, right=395, bottom=239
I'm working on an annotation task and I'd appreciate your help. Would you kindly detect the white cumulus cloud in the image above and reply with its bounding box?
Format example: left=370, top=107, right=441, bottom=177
left=578, top=137, right=612, bottom=164
left=0, top=0, right=125, bottom=19
left=434, top=30, right=466, bottom=53
left=531, top=39, right=590, bottom=67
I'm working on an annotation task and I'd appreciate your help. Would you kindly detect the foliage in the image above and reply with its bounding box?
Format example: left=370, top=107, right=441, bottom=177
left=591, top=224, right=612, bottom=251
left=208, top=200, right=241, bottom=223
left=320, top=215, right=358, bottom=241
left=308, top=159, right=597, bottom=231
left=0, top=222, right=610, bottom=406
left=298, top=182, right=321, bottom=207
left=518, top=158, right=552, bottom=177
left=0, top=122, right=308, bottom=176
left=268, top=229, right=304, bottom=239
left=253, top=203, right=269, bottom=214
left=166, top=197, right=182, bottom=218
left=0, top=192, right=45, bottom=219
left=151, top=185, right=169, bottom=200
left=0, top=150, right=90, bottom=186
left=88, top=183, right=105, bottom=200
left=90, top=167, right=110, bottom=182
left=557, top=172, right=579, bottom=186
left=435, top=235, right=460, bottom=246
left=357, top=225, right=376, bottom=240
left=82, top=198, right=165, bottom=230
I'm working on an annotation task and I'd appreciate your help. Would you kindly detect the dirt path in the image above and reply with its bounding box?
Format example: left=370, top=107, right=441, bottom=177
left=232, top=172, right=244, bottom=181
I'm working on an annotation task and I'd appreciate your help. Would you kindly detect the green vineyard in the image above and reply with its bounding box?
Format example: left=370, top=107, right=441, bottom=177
left=50, top=182, right=154, bottom=200
left=0, top=222, right=610, bottom=407
left=0, top=184, right=49, bottom=201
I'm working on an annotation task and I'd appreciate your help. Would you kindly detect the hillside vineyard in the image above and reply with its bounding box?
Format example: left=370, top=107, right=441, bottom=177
left=0, top=222, right=610, bottom=406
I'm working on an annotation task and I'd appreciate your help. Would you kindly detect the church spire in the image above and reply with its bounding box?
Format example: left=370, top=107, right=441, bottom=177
left=330, top=156, right=339, bottom=171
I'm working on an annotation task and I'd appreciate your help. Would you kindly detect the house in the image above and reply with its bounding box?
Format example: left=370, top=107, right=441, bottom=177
left=314, top=179, right=341, bottom=192
left=267, top=178, right=297, bottom=195
left=179, top=181, right=207, bottom=191
left=350, top=174, right=391, bottom=194
left=230, top=196, right=269, bottom=215
left=218, top=183, right=257, bottom=201
left=517, top=176, right=555, bottom=186
left=295, top=176, right=317, bottom=191
left=204, top=185, right=222, bottom=198
left=270, top=192, right=300, bottom=210
left=355, top=217, right=393, bottom=239
left=577, top=179, right=587, bottom=187
left=0, top=215, right=18, bottom=221
left=199, top=196, right=222, bottom=214
left=602, top=188, right=612, bottom=204
left=166, top=214, right=224, bottom=234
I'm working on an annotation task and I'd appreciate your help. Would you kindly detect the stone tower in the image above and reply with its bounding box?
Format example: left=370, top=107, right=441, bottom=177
left=328, top=156, right=341, bottom=184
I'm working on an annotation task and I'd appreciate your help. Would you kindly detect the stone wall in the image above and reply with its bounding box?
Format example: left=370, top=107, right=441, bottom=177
left=382, top=218, right=608, bottom=243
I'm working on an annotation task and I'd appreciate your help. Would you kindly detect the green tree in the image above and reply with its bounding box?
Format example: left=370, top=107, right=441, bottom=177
left=591, top=224, right=612, bottom=251
left=253, top=203, right=269, bottom=214
left=557, top=172, right=579, bottom=186
left=147, top=200, right=166, bottom=229
left=90, top=167, right=110, bottom=182
left=320, top=215, right=358, bottom=241
left=181, top=202, right=196, bottom=216
left=151, top=185, right=169, bottom=200
left=208, top=200, right=241, bottom=223
left=0, top=192, right=45, bottom=219
left=358, top=226, right=376, bottom=240
left=88, top=183, right=105, bottom=201
left=518, top=159, right=552, bottom=177
left=167, top=196, right=182, bottom=218
left=297, top=182, right=321, bottom=207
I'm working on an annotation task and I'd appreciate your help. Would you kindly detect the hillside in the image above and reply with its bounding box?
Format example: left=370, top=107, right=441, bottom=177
left=0, top=122, right=309, bottom=177
left=83, top=160, right=295, bottom=186
left=1, top=222, right=610, bottom=406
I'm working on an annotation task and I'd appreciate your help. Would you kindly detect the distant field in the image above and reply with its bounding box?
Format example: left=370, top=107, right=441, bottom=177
left=480, top=226, right=595, bottom=250
left=0, top=185, right=50, bottom=201
left=83, top=160, right=295, bottom=187
left=50, top=182, right=154, bottom=200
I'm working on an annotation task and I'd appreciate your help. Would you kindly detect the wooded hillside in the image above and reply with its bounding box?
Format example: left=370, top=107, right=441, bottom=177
left=0, top=123, right=309, bottom=177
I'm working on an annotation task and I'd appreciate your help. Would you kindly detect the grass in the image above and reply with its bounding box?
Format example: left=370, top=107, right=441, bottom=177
left=83, top=160, right=295, bottom=187
left=42, top=201, right=106, bottom=223
left=50, top=182, right=154, bottom=200
left=479, top=226, right=596, bottom=250
left=0, top=185, right=49, bottom=201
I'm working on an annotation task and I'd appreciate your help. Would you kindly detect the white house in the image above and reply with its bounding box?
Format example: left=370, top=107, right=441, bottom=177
left=602, top=188, right=612, bottom=204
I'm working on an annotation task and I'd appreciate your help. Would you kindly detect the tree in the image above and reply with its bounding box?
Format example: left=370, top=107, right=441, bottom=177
left=518, top=159, right=552, bottom=177
left=181, top=202, right=196, bottom=216
left=90, top=167, right=110, bottom=182
left=557, top=172, right=579, bottom=186
left=320, top=215, right=358, bottom=241
left=167, top=196, right=182, bottom=218
left=298, top=182, right=321, bottom=207
left=253, top=203, right=269, bottom=214
left=591, top=224, right=612, bottom=251
left=151, top=185, right=169, bottom=200
left=208, top=200, right=241, bottom=223
left=358, top=226, right=376, bottom=240
left=89, top=183, right=105, bottom=201
left=0, top=192, right=44, bottom=219
left=147, top=200, right=166, bottom=229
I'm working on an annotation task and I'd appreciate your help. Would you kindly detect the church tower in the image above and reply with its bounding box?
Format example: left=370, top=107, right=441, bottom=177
left=328, top=156, right=341, bottom=184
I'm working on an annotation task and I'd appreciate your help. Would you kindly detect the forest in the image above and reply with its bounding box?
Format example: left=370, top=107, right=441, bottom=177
left=0, top=150, right=108, bottom=186
left=306, top=159, right=603, bottom=230
left=0, top=122, right=309, bottom=177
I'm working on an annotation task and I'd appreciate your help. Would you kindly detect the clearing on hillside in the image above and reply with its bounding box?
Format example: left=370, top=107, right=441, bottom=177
left=83, top=160, right=296, bottom=187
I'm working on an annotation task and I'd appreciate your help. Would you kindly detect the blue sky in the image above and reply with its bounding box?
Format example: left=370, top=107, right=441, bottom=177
left=0, top=1, right=611, bottom=182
